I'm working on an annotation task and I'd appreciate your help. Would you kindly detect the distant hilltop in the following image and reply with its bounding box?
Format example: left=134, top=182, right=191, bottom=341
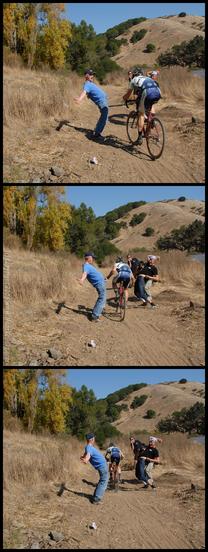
left=110, top=198, right=205, bottom=252
left=111, top=380, right=205, bottom=433
left=112, top=14, right=205, bottom=68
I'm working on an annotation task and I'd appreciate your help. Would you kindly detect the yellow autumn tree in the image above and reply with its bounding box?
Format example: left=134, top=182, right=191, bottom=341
left=35, top=187, right=71, bottom=251
left=3, top=185, right=17, bottom=230
left=3, top=368, right=20, bottom=414
left=3, top=3, right=17, bottom=50
left=36, top=369, right=72, bottom=433
left=4, top=3, right=72, bottom=69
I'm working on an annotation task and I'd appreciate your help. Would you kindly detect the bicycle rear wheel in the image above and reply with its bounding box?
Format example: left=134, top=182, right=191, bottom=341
left=146, top=117, right=165, bottom=160
left=119, top=291, right=126, bottom=321
left=127, top=111, right=139, bottom=145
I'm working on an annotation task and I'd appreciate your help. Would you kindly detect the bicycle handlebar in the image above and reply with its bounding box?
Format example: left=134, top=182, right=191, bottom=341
left=125, top=99, right=137, bottom=109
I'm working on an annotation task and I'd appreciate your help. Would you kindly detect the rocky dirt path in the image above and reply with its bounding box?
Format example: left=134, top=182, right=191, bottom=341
left=5, top=468, right=205, bottom=549
left=9, top=271, right=205, bottom=366
left=4, top=85, right=205, bottom=183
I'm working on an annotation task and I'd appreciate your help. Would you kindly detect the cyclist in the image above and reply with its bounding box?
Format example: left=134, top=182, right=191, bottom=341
left=106, top=257, right=133, bottom=304
left=105, top=442, right=124, bottom=483
left=123, top=67, right=161, bottom=145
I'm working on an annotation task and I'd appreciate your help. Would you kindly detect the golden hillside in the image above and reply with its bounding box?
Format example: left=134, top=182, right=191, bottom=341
left=111, top=198, right=205, bottom=251
left=113, top=14, right=205, bottom=68
left=113, top=380, right=205, bottom=434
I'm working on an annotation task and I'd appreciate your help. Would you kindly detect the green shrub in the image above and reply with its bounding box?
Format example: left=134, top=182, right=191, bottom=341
left=145, top=409, right=156, bottom=419
left=130, top=395, right=148, bottom=409
left=146, top=43, right=156, bottom=53
left=179, top=378, right=187, bottom=384
left=178, top=12, right=186, bottom=17
left=178, top=196, right=186, bottom=202
left=130, top=213, right=146, bottom=227
left=130, top=29, right=147, bottom=44
left=143, top=227, right=154, bottom=236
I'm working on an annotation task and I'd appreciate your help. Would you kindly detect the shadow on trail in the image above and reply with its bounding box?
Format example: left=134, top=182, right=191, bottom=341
left=82, top=479, right=96, bottom=488
left=55, top=119, right=153, bottom=161
left=53, top=301, right=91, bottom=319
left=108, top=113, right=128, bottom=126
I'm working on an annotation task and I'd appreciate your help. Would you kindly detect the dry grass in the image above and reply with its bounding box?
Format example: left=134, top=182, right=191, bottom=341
left=159, top=250, right=205, bottom=286
left=159, top=66, right=205, bottom=103
left=4, top=247, right=82, bottom=304
left=3, top=429, right=84, bottom=491
left=3, top=65, right=82, bottom=126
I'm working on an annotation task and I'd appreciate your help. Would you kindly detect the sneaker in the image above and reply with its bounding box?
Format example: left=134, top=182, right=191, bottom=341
left=90, top=497, right=100, bottom=504
left=143, top=483, right=149, bottom=489
left=91, top=317, right=101, bottom=322
left=93, top=133, right=105, bottom=142
left=138, top=134, right=143, bottom=145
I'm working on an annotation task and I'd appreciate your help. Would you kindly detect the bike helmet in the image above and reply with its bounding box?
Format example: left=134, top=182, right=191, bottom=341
left=132, top=67, right=144, bottom=77
left=109, top=442, right=115, bottom=447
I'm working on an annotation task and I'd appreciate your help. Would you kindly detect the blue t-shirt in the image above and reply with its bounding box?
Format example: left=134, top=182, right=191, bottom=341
left=85, top=444, right=107, bottom=470
left=83, top=81, right=108, bottom=108
left=83, top=262, right=105, bottom=288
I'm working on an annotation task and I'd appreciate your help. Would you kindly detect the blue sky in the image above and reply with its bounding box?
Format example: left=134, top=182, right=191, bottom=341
left=65, top=3, right=205, bottom=33
left=66, top=186, right=205, bottom=217
left=67, top=369, right=204, bottom=398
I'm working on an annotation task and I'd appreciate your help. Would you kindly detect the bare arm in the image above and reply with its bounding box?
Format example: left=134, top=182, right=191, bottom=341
left=74, top=90, right=87, bottom=104
left=146, top=456, right=160, bottom=464
left=107, top=266, right=116, bottom=279
left=123, top=89, right=133, bottom=101
left=78, top=271, right=88, bottom=285
left=140, top=273, right=159, bottom=282
left=80, top=452, right=91, bottom=464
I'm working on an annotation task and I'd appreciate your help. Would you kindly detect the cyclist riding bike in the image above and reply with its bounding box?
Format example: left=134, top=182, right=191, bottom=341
left=123, top=67, right=161, bottom=145
left=106, top=257, right=133, bottom=304
left=105, top=442, right=124, bottom=482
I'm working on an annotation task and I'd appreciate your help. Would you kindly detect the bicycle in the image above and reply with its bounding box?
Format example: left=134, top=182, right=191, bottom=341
left=115, top=280, right=126, bottom=321
left=126, top=99, right=165, bottom=160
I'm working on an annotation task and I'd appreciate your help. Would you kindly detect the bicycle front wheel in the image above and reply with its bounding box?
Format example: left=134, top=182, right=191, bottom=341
left=146, top=117, right=165, bottom=160
left=127, top=111, right=139, bottom=145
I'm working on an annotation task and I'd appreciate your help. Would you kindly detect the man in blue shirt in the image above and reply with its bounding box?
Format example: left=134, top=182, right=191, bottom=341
left=74, top=69, right=108, bottom=142
left=80, top=433, right=109, bottom=504
left=78, top=252, right=106, bottom=322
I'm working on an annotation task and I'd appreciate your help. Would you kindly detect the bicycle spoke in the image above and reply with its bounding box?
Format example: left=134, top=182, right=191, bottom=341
left=127, top=111, right=139, bottom=145
left=146, top=117, right=165, bottom=160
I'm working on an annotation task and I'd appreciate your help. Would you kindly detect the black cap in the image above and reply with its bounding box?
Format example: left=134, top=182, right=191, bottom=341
left=84, top=69, right=95, bottom=76
left=84, top=252, right=96, bottom=258
left=86, top=432, right=95, bottom=440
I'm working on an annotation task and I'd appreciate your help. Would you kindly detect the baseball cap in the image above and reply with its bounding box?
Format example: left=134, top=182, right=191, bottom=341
left=84, top=252, right=96, bottom=258
left=86, top=432, right=95, bottom=440
left=84, top=69, right=95, bottom=76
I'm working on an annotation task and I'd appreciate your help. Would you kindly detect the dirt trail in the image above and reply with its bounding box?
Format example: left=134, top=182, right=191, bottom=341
left=4, top=85, right=205, bottom=183
left=5, top=468, right=205, bottom=549
left=10, top=267, right=205, bottom=366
